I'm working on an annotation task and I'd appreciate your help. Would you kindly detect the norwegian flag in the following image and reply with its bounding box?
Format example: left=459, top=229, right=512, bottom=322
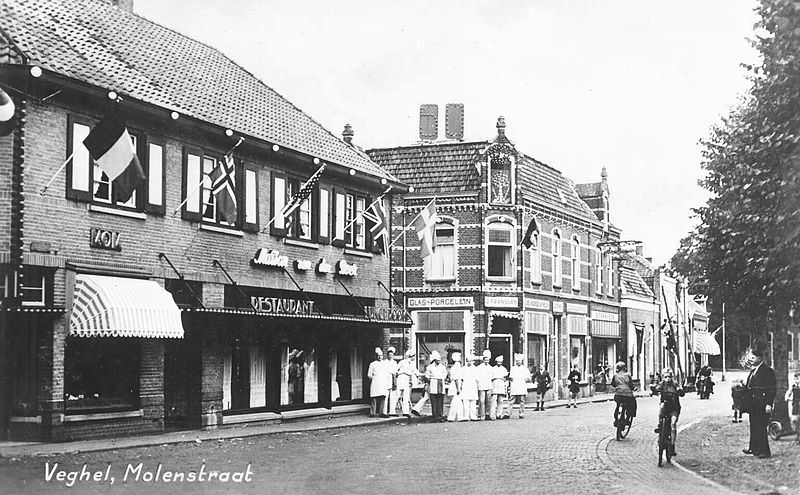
left=206, top=153, right=237, bottom=223
left=362, top=195, right=389, bottom=253
left=282, top=164, right=325, bottom=222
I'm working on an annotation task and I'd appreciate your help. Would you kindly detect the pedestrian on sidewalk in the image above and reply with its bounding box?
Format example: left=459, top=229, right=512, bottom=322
left=425, top=350, right=447, bottom=422
left=534, top=364, right=552, bottom=411
left=384, top=347, right=399, bottom=416
left=508, top=354, right=531, bottom=419
left=490, top=355, right=509, bottom=420
left=461, top=355, right=481, bottom=420
left=784, top=373, right=800, bottom=444
left=367, top=347, right=388, bottom=418
left=396, top=349, right=418, bottom=418
left=447, top=351, right=465, bottom=421
left=742, top=346, right=776, bottom=458
left=567, top=364, right=581, bottom=408
left=477, top=350, right=493, bottom=420
left=731, top=379, right=744, bottom=423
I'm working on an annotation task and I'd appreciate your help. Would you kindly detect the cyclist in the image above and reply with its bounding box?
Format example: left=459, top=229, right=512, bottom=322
left=611, top=361, right=636, bottom=428
left=653, top=367, right=685, bottom=456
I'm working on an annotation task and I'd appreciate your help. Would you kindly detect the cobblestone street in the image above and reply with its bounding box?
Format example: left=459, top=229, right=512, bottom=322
left=0, top=384, right=743, bottom=495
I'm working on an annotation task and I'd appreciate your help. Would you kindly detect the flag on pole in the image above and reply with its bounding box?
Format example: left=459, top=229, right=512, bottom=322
left=711, top=325, right=722, bottom=337
left=281, top=164, right=325, bottom=224
left=413, top=199, right=437, bottom=259
left=362, top=197, right=389, bottom=253
left=205, top=153, right=237, bottom=223
left=521, top=217, right=540, bottom=248
left=82, top=107, right=145, bottom=203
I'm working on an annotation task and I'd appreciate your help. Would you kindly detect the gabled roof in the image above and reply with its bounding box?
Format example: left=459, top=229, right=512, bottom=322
left=620, top=266, right=655, bottom=299
left=517, top=154, right=597, bottom=222
left=621, top=252, right=656, bottom=287
left=575, top=182, right=604, bottom=198
left=0, top=0, right=396, bottom=182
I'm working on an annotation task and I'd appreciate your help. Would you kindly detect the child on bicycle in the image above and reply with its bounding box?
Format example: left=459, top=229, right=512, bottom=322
left=611, top=361, right=636, bottom=427
left=653, top=367, right=685, bottom=456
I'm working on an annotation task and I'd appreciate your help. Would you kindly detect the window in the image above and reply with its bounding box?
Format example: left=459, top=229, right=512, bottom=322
left=333, top=192, right=369, bottom=249
left=529, top=231, right=542, bottom=285
left=489, top=154, right=514, bottom=204
left=67, top=119, right=164, bottom=212
left=527, top=334, right=548, bottom=371
left=416, top=311, right=465, bottom=331
left=788, top=331, right=794, bottom=359
left=487, top=222, right=514, bottom=279
left=64, top=338, right=140, bottom=412
left=571, top=236, right=581, bottom=291
left=595, top=248, right=602, bottom=295
left=570, top=336, right=587, bottom=377
left=19, top=269, right=46, bottom=306
left=318, top=188, right=330, bottom=243
left=426, top=221, right=456, bottom=280
left=606, top=256, right=613, bottom=296
left=552, top=230, right=562, bottom=287
left=183, top=148, right=258, bottom=231
left=281, top=345, right=319, bottom=406
left=2, top=270, right=17, bottom=300
left=223, top=345, right=267, bottom=411
left=287, top=178, right=313, bottom=240
left=416, top=333, right=465, bottom=372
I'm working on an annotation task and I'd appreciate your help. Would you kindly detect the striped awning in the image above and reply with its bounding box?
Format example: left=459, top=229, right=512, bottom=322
left=70, top=274, right=184, bottom=338
left=592, top=320, right=621, bottom=338
left=693, top=331, right=721, bottom=355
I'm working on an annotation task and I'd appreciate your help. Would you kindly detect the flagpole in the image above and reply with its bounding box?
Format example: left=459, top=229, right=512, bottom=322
left=722, top=302, right=726, bottom=382
left=39, top=152, right=75, bottom=195
left=387, top=197, right=437, bottom=250
left=332, top=186, right=392, bottom=243
left=172, top=176, right=207, bottom=217
left=261, top=162, right=326, bottom=233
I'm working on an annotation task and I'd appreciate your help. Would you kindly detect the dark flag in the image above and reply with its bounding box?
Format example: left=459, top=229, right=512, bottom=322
left=521, top=217, right=540, bottom=248
left=206, top=153, right=237, bottom=224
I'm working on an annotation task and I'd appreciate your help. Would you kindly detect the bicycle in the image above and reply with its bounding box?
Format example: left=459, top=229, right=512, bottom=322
left=615, top=400, right=634, bottom=440
left=657, top=413, right=673, bottom=467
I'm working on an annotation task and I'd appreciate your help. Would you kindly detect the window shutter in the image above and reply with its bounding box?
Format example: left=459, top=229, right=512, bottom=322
left=66, top=118, right=92, bottom=202
left=241, top=162, right=259, bottom=232
left=181, top=147, right=202, bottom=222
left=270, top=171, right=287, bottom=237
left=145, top=141, right=166, bottom=215
left=317, top=186, right=331, bottom=245
left=331, top=189, right=347, bottom=247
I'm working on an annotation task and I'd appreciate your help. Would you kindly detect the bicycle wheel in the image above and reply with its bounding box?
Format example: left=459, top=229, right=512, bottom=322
left=619, top=412, right=633, bottom=439
left=658, top=416, right=670, bottom=467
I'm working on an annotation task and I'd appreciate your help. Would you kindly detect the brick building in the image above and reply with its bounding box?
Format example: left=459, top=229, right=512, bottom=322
left=368, top=108, right=623, bottom=400
left=0, top=0, right=408, bottom=441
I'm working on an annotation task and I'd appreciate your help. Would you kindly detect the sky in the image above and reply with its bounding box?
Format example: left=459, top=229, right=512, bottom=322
left=136, top=0, right=761, bottom=266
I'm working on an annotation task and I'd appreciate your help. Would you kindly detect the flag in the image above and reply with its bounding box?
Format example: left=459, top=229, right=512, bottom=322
left=82, top=107, right=145, bottom=203
left=413, top=199, right=437, bottom=259
left=363, top=197, right=389, bottom=253
left=206, top=153, right=237, bottom=223
left=0, top=87, right=16, bottom=137
left=281, top=164, right=325, bottom=223
left=521, top=217, right=540, bottom=248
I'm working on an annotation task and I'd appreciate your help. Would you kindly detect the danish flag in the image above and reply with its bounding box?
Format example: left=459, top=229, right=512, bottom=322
left=413, top=199, right=437, bottom=259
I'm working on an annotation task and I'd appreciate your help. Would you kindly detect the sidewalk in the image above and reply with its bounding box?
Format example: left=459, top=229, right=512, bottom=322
left=0, top=391, right=648, bottom=458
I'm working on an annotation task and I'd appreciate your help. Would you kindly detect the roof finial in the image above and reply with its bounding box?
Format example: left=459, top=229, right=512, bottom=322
left=342, top=123, right=354, bottom=145
left=601, top=165, right=608, bottom=179
left=496, top=116, right=506, bottom=135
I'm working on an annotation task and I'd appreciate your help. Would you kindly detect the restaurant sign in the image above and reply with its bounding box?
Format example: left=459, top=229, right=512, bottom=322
left=252, top=249, right=289, bottom=269
left=250, top=296, right=315, bottom=315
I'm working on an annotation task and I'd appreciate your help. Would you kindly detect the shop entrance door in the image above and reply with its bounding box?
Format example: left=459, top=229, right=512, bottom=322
left=488, top=335, right=511, bottom=369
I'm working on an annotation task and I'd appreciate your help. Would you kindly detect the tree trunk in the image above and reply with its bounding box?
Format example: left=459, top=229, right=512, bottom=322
left=771, top=315, right=790, bottom=425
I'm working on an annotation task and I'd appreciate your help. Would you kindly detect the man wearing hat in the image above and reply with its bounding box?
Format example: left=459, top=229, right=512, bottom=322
left=367, top=347, right=388, bottom=418
left=477, top=350, right=494, bottom=420
left=383, top=347, right=400, bottom=416
left=396, top=349, right=418, bottom=418
left=509, top=353, right=531, bottom=419
left=425, top=350, right=447, bottom=422
left=490, top=354, right=509, bottom=420
left=447, top=351, right=465, bottom=421
left=461, top=354, right=481, bottom=421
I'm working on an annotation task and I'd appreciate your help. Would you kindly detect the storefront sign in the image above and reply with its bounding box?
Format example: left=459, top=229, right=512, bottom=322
left=89, top=228, right=121, bottom=251
left=250, top=296, right=314, bottom=315
left=317, top=259, right=333, bottom=274
left=365, top=306, right=408, bottom=322
left=485, top=296, right=518, bottom=308
left=253, top=249, right=289, bottom=269
left=408, top=297, right=474, bottom=309
left=337, top=260, right=359, bottom=277
left=552, top=301, right=564, bottom=313
left=295, top=259, right=312, bottom=271
left=566, top=303, right=588, bottom=314
left=525, top=299, right=550, bottom=311
left=591, top=310, right=619, bottom=322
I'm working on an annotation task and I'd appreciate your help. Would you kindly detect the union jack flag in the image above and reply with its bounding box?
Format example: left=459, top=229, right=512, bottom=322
left=362, top=196, right=389, bottom=253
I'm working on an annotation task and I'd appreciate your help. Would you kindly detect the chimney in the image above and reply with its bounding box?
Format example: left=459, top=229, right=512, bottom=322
left=635, top=245, right=643, bottom=257
left=107, top=0, right=134, bottom=12
left=342, top=124, right=354, bottom=145
left=445, top=103, right=464, bottom=140
left=496, top=116, right=506, bottom=136
left=419, top=104, right=438, bottom=141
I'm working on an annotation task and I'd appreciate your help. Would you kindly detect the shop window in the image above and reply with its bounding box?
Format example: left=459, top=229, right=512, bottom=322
left=416, top=333, right=465, bottom=372
left=416, top=311, right=465, bottom=332
left=19, top=268, right=51, bottom=307
left=527, top=334, right=548, bottom=371
left=571, top=236, right=581, bottom=290
left=222, top=346, right=266, bottom=411
left=552, top=229, right=562, bottom=287
left=64, top=338, right=140, bottom=412
left=489, top=154, right=514, bottom=204
left=426, top=221, right=456, bottom=280
left=329, top=345, right=363, bottom=402
left=487, top=222, right=514, bottom=279
left=529, top=231, right=542, bottom=285
left=9, top=321, right=37, bottom=415
left=280, top=346, right=319, bottom=406
left=67, top=119, right=164, bottom=212
left=570, top=336, right=587, bottom=377
left=2, top=270, right=17, bottom=300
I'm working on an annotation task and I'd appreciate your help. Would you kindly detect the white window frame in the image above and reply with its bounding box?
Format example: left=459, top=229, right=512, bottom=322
left=319, top=189, right=330, bottom=239
left=595, top=247, right=602, bottom=295
left=426, top=219, right=457, bottom=281
left=19, top=271, right=46, bottom=307
left=606, top=255, right=613, bottom=297
left=571, top=235, right=580, bottom=291
left=147, top=143, right=164, bottom=208
left=486, top=220, right=515, bottom=280
left=530, top=231, right=542, bottom=285
left=552, top=229, right=562, bottom=287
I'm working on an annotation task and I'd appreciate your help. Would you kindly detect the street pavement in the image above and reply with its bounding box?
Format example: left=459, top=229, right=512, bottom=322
left=0, top=377, right=746, bottom=495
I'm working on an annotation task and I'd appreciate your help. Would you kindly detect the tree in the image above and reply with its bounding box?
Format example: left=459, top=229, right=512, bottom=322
left=672, top=0, right=800, bottom=406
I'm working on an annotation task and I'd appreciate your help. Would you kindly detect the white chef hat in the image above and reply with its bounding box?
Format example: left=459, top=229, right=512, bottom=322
left=514, top=353, right=525, bottom=362
left=430, top=350, right=441, bottom=361
left=374, top=347, right=383, bottom=356
left=450, top=351, right=462, bottom=362
left=482, top=349, right=492, bottom=359
left=405, top=349, right=416, bottom=358
left=387, top=346, right=396, bottom=354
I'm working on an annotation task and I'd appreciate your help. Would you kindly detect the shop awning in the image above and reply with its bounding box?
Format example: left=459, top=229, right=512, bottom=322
left=693, top=331, right=721, bottom=356
left=181, top=307, right=412, bottom=327
left=491, top=311, right=523, bottom=320
left=70, top=274, right=184, bottom=338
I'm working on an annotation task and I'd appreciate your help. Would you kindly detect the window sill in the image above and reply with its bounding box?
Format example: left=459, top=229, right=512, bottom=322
left=63, top=409, right=143, bottom=422
left=426, top=277, right=456, bottom=283
left=89, top=204, right=146, bottom=220
left=344, top=249, right=373, bottom=259
left=487, top=277, right=515, bottom=283
left=200, top=223, right=244, bottom=237
left=285, top=238, right=319, bottom=250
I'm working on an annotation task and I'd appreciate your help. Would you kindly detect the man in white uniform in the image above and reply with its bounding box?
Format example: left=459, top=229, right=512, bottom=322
left=446, top=351, right=464, bottom=422
left=477, top=350, right=494, bottom=420
left=396, top=349, right=418, bottom=418
left=367, top=347, right=387, bottom=418
left=383, top=347, right=399, bottom=416
left=490, top=354, right=509, bottom=420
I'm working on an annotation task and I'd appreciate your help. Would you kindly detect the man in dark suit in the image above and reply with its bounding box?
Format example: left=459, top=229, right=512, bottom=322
left=743, top=346, right=777, bottom=458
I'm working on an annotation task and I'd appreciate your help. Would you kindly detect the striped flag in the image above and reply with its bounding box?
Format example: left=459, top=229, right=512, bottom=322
left=362, top=197, right=389, bottom=253
left=413, top=199, right=437, bottom=259
left=281, top=163, right=325, bottom=222
left=82, top=107, right=145, bottom=203
left=206, top=153, right=237, bottom=224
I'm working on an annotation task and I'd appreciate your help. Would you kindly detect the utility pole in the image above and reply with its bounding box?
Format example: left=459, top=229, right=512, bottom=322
left=722, top=302, right=726, bottom=382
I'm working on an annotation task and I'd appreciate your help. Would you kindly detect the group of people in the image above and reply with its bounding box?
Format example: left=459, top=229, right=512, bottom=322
left=366, top=346, right=554, bottom=421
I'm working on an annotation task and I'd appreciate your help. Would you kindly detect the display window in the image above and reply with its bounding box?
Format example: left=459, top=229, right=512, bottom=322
left=64, top=338, right=140, bottom=412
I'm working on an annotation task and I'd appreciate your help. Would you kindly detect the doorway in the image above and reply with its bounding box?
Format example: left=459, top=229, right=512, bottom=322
left=489, top=334, right=511, bottom=369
